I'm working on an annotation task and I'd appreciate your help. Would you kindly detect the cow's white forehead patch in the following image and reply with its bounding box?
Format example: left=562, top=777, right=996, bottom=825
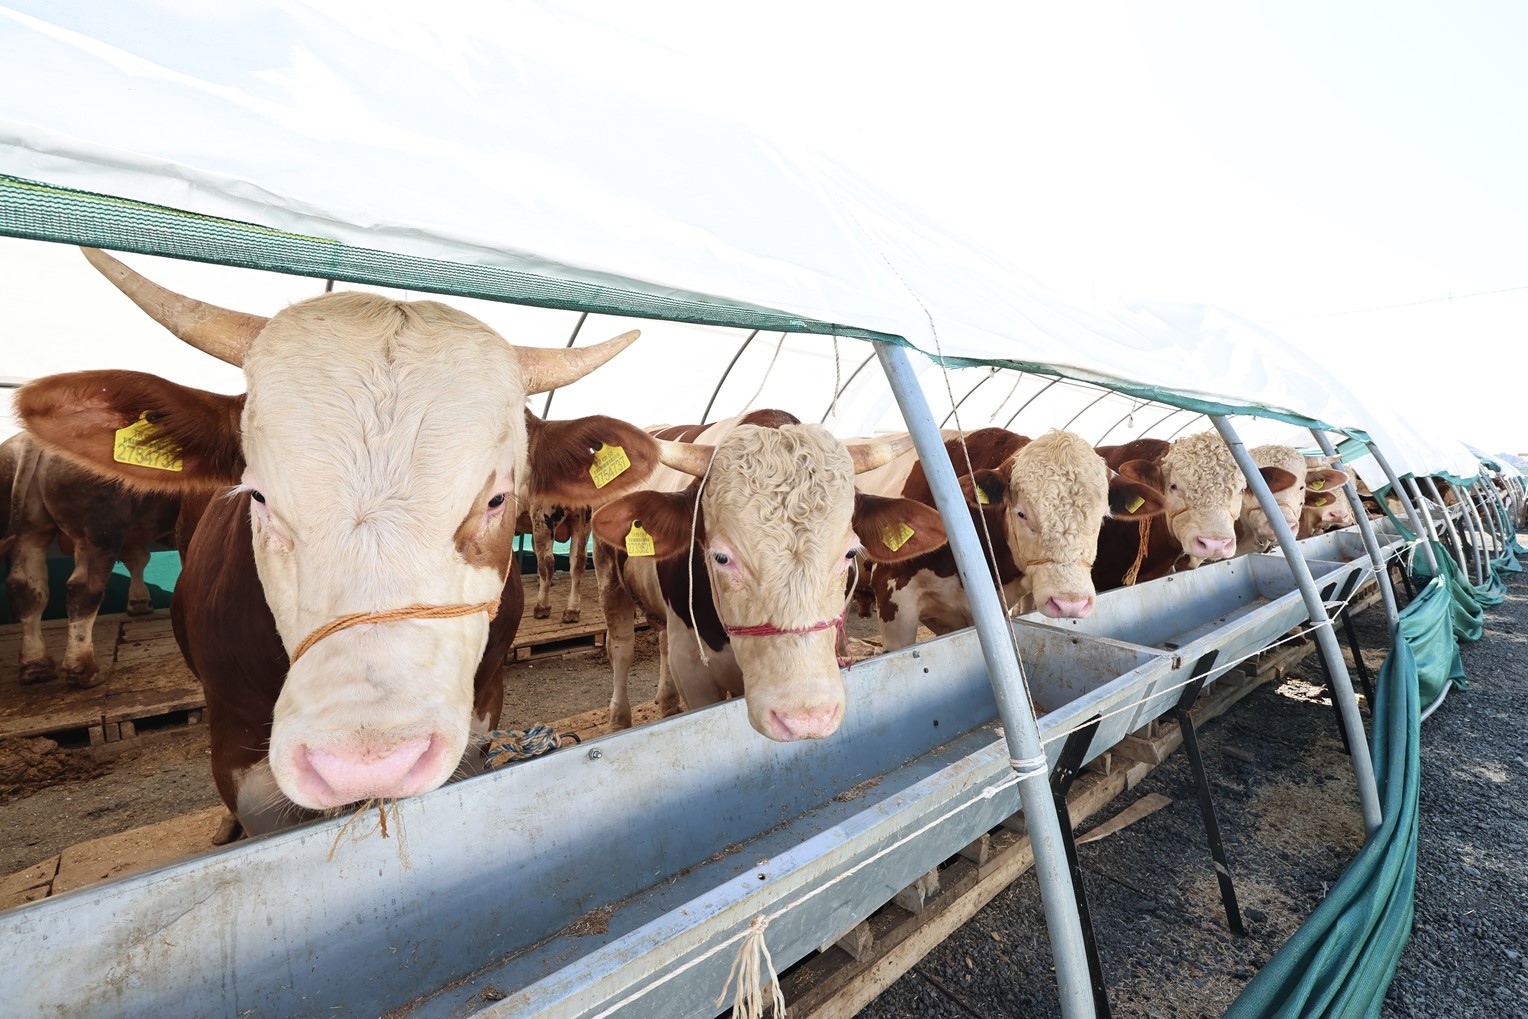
left=1009, top=429, right=1109, bottom=543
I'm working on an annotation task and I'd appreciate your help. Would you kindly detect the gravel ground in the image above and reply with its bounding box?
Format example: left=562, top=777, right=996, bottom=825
left=856, top=537, right=1528, bottom=1019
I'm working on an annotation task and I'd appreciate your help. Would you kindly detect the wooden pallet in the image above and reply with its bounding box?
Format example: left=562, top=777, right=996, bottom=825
left=0, top=613, right=203, bottom=746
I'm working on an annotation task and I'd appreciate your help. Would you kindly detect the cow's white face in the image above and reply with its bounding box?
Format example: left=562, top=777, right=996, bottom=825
left=1239, top=445, right=1308, bottom=548
left=701, top=424, right=858, bottom=741
left=1001, top=430, right=1111, bottom=619
left=1159, top=431, right=1244, bottom=563
left=243, top=295, right=525, bottom=810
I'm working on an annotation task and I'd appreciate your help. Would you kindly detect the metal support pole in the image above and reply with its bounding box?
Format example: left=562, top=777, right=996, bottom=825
left=1312, top=431, right=1399, bottom=645
left=1370, top=450, right=1441, bottom=577
left=1215, top=416, right=1382, bottom=836
left=1457, top=481, right=1492, bottom=581
left=1469, top=482, right=1504, bottom=562
left=1422, top=476, right=1472, bottom=579
left=876, top=343, right=1095, bottom=1019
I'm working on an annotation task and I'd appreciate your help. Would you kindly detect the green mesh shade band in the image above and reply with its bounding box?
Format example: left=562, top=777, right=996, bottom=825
left=0, top=174, right=896, bottom=342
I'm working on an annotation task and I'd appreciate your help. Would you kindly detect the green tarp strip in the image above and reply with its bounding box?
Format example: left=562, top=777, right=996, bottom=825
left=1225, top=580, right=1442, bottom=1019
left=1411, top=541, right=1497, bottom=642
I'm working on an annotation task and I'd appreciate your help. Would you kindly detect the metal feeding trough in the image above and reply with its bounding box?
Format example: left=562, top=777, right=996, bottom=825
left=0, top=519, right=1401, bottom=1018
left=1, top=612, right=1216, bottom=1019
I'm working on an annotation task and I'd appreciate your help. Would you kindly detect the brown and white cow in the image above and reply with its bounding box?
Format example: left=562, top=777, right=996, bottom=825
left=591, top=410, right=948, bottom=737
left=2, top=431, right=179, bottom=687
left=15, top=247, right=659, bottom=836
left=1235, top=445, right=1352, bottom=553
left=861, top=427, right=1166, bottom=650
left=1296, top=455, right=1356, bottom=538
left=525, top=500, right=593, bottom=623
left=1093, top=431, right=1298, bottom=590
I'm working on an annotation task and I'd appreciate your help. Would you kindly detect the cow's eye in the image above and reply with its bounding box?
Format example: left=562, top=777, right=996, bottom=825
left=487, top=493, right=506, bottom=509
left=845, top=547, right=860, bottom=560
left=711, top=551, right=730, bottom=566
left=1014, top=509, right=1028, bottom=521
left=250, top=490, right=266, bottom=505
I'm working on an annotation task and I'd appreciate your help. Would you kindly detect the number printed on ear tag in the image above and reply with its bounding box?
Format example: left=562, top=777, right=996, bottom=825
left=590, top=443, right=631, bottom=489
left=625, top=521, right=655, bottom=557
left=113, top=412, right=183, bottom=472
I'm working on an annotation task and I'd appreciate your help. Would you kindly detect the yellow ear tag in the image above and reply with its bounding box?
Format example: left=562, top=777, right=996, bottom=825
left=113, top=412, right=183, bottom=472
left=1125, top=495, right=1145, bottom=513
left=881, top=521, right=915, bottom=552
left=624, top=521, right=655, bottom=557
left=1310, top=478, right=1325, bottom=491
left=589, top=443, right=631, bottom=489
left=975, top=486, right=991, bottom=505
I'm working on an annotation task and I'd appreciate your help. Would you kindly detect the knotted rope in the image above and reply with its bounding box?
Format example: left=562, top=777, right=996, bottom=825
left=715, top=915, right=787, bottom=1019
left=483, top=724, right=579, bottom=769
left=290, top=599, right=500, bottom=665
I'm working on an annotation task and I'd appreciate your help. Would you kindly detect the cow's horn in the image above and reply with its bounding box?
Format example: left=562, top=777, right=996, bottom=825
left=81, top=247, right=266, bottom=367
left=846, top=433, right=917, bottom=474
left=518, top=330, right=641, bottom=396
left=657, top=439, right=716, bottom=478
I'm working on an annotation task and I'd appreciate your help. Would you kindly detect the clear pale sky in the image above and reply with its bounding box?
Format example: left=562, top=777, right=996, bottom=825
left=5, top=2, right=1524, bottom=453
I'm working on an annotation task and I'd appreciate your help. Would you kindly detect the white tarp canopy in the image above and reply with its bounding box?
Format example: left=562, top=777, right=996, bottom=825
left=0, top=0, right=1485, bottom=479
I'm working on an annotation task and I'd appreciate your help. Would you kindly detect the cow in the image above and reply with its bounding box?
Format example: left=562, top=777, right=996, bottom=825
left=14, top=247, right=661, bottom=837
left=2, top=430, right=180, bottom=687
left=858, top=427, right=1166, bottom=651
left=1092, top=431, right=1298, bottom=591
left=1297, top=455, right=1356, bottom=538
left=1235, top=446, right=1352, bottom=553
left=525, top=500, right=593, bottom=623
left=591, top=410, right=949, bottom=736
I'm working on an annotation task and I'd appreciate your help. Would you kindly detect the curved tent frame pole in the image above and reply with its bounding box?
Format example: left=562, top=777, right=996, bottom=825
left=702, top=329, right=761, bottom=425
left=820, top=350, right=878, bottom=424
left=1476, top=478, right=1510, bottom=555
left=1312, top=430, right=1400, bottom=646
left=1002, top=376, right=1063, bottom=429
left=1370, top=450, right=1441, bottom=577
left=876, top=343, right=1096, bottom=1019
left=1456, top=479, right=1491, bottom=581
left=1421, top=476, right=1471, bottom=578
left=1215, top=416, right=1383, bottom=837
left=538, top=311, right=589, bottom=419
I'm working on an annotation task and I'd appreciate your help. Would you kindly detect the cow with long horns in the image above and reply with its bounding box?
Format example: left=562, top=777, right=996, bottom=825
left=15, top=248, right=661, bottom=836
left=592, top=411, right=948, bottom=738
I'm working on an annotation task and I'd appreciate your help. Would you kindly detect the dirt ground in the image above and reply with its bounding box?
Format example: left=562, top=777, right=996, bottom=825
left=0, top=614, right=668, bottom=879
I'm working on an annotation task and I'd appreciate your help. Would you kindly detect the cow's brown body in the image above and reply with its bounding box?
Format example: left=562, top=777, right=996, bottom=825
left=2, top=431, right=179, bottom=687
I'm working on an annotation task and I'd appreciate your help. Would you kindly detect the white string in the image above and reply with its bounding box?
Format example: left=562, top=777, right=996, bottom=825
left=588, top=763, right=1025, bottom=1019
left=742, top=333, right=787, bottom=412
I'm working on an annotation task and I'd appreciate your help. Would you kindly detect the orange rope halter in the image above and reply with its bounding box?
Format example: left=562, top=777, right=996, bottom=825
left=1122, top=516, right=1152, bottom=587
left=289, top=599, right=501, bottom=665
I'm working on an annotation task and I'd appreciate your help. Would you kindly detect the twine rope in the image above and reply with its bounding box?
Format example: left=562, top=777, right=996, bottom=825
left=290, top=599, right=500, bottom=665
left=1122, top=516, right=1152, bottom=587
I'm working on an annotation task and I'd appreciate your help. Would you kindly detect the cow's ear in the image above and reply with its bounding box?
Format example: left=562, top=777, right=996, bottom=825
left=15, top=370, right=244, bottom=490
left=1306, top=468, right=1348, bottom=495
left=1259, top=466, right=1298, bottom=493
left=1114, top=458, right=1163, bottom=491
left=1306, top=491, right=1336, bottom=508
left=853, top=493, right=948, bottom=563
left=960, top=469, right=1009, bottom=510
left=525, top=414, right=661, bottom=506
left=1109, top=478, right=1166, bottom=519
left=590, top=489, right=696, bottom=560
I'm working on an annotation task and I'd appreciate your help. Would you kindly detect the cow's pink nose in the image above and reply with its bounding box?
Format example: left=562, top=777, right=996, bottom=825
left=768, top=704, right=844, bottom=742
left=1045, top=595, right=1094, bottom=619
left=294, top=737, right=441, bottom=808
left=1191, top=535, right=1236, bottom=559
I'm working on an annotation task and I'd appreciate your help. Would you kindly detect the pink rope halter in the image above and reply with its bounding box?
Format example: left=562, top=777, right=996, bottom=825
left=721, top=613, right=851, bottom=668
